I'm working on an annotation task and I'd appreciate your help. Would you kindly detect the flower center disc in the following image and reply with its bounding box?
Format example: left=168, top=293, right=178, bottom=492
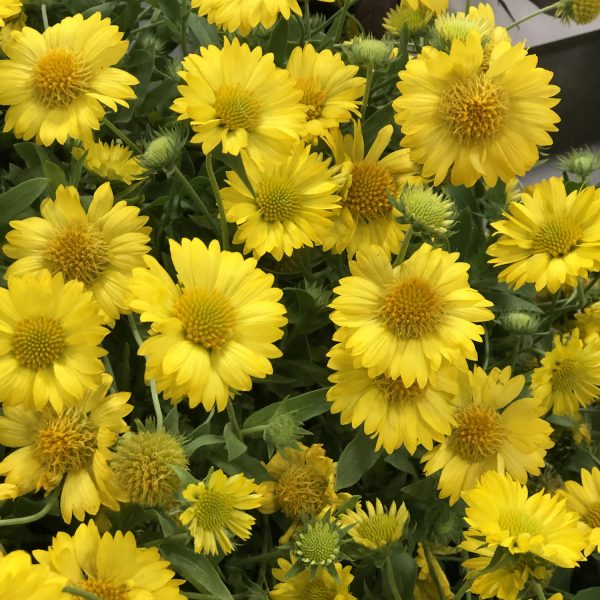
left=297, top=524, right=340, bottom=565
left=531, top=218, right=583, bottom=257
left=307, top=582, right=335, bottom=600
left=585, top=501, right=600, bottom=528
left=275, top=464, right=328, bottom=519
left=12, top=316, right=66, bottom=370
left=450, top=405, right=505, bottom=462
left=43, top=223, right=110, bottom=285
left=78, top=578, right=129, bottom=600
left=175, top=288, right=235, bottom=349
left=375, top=376, right=423, bottom=405
left=379, top=276, right=443, bottom=339
left=214, top=84, right=261, bottom=130
left=190, top=490, right=232, bottom=529
left=498, top=508, right=543, bottom=538
left=32, top=48, right=90, bottom=108
left=255, top=177, right=299, bottom=222
left=35, top=408, right=97, bottom=476
left=355, top=513, right=398, bottom=547
left=345, top=161, right=396, bottom=222
left=295, top=77, right=328, bottom=121
left=441, top=74, right=509, bottom=145
left=550, top=358, right=581, bottom=392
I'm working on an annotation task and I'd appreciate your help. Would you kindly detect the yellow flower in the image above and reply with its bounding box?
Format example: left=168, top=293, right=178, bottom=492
left=286, top=43, right=365, bottom=139
left=128, top=238, right=287, bottom=412
left=72, top=139, right=145, bottom=184
left=270, top=558, right=356, bottom=600
left=423, top=367, right=554, bottom=504
left=575, top=300, right=600, bottom=343
left=404, top=0, right=447, bottom=13
left=330, top=244, right=494, bottom=387
left=180, top=469, right=262, bottom=555
left=221, top=143, right=341, bottom=260
left=0, top=0, right=20, bottom=27
left=0, top=270, right=107, bottom=410
left=557, top=0, right=600, bottom=24
left=323, top=121, right=417, bottom=256
left=171, top=37, right=306, bottom=160
left=488, top=178, right=600, bottom=293
left=0, top=550, right=68, bottom=600
left=0, top=12, right=138, bottom=145
left=0, top=374, right=130, bottom=523
left=0, top=10, right=25, bottom=53
left=414, top=544, right=453, bottom=600
left=340, top=499, right=409, bottom=549
left=560, top=467, right=600, bottom=554
left=384, top=3, right=434, bottom=36
left=327, top=343, right=458, bottom=454
left=4, top=183, right=151, bottom=325
left=393, top=31, right=560, bottom=187
left=34, top=520, right=185, bottom=599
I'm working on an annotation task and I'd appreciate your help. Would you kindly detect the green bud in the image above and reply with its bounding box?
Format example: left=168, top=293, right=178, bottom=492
left=556, top=0, right=600, bottom=24
left=346, top=36, right=394, bottom=70
left=293, top=518, right=342, bottom=567
left=139, top=125, right=185, bottom=171
left=432, top=13, right=491, bottom=48
left=383, top=4, right=433, bottom=36
left=557, top=146, right=600, bottom=181
left=498, top=311, right=542, bottom=334
left=137, top=32, right=166, bottom=54
left=263, top=412, right=309, bottom=454
left=398, top=185, right=455, bottom=237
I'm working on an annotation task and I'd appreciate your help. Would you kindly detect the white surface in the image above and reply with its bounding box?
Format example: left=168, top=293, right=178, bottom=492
left=448, top=0, right=600, bottom=47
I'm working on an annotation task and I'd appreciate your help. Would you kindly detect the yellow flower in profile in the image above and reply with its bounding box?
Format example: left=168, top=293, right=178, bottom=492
left=405, top=0, right=447, bottom=13
left=270, top=558, right=356, bottom=600
left=462, top=470, right=587, bottom=568
left=0, top=374, right=130, bottom=523
left=384, top=3, right=434, bottom=36
left=171, top=38, right=306, bottom=160
left=222, top=144, right=341, bottom=260
left=0, top=12, right=138, bottom=146
left=0, top=270, right=107, bottom=410
left=340, top=499, right=409, bottom=549
left=180, top=469, right=262, bottom=556
left=575, top=300, right=600, bottom=343
left=323, top=122, right=418, bottom=256
left=394, top=31, right=560, bottom=187
left=330, top=244, right=494, bottom=387
left=0, top=0, right=20, bottom=27
left=34, top=520, right=185, bottom=599
left=414, top=544, right=453, bottom=600
left=287, top=44, right=365, bottom=139
left=488, top=178, right=600, bottom=293
left=423, top=367, right=554, bottom=504
left=0, top=10, right=25, bottom=53
left=4, top=183, right=151, bottom=325
left=0, top=550, right=68, bottom=600
left=72, top=139, right=145, bottom=184
left=327, top=343, right=458, bottom=454
left=128, top=238, right=287, bottom=412
left=560, top=467, right=600, bottom=554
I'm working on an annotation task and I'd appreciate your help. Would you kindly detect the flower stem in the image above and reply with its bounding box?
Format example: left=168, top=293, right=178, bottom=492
left=465, top=0, right=471, bottom=10
left=127, top=314, right=144, bottom=347
left=205, top=153, right=230, bottom=250
left=103, top=118, right=143, bottom=153
left=385, top=555, right=404, bottom=600
left=453, top=579, right=471, bottom=600
left=532, top=581, right=547, bottom=600
left=331, top=0, right=352, bottom=42
left=506, top=2, right=560, bottom=31
left=423, top=544, right=446, bottom=600
left=41, top=4, right=49, bottom=29
left=150, top=379, right=164, bottom=431
left=63, top=587, right=102, bottom=600
left=577, top=278, right=587, bottom=309
left=393, top=225, right=413, bottom=266
left=227, top=400, right=243, bottom=440
left=102, top=356, right=118, bottom=393
left=361, top=64, right=374, bottom=119
left=304, top=0, right=311, bottom=39
left=0, top=489, right=58, bottom=527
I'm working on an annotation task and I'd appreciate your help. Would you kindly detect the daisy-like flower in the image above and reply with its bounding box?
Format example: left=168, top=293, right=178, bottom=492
left=0, top=550, right=68, bottom=600
left=423, top=367, right=554, bottom=504
left=286, top=43, right=365, bottom=139
left=488, top=178, right=600, bottom=293
left=414, top=544, right=453, bottom=600
left=72, top=139, right=145, bottom=184
left=560, top=467, right=600, bottom=554
left=128, top=238, right=287, bottom=412
left=270, top=558, right=356, bottom=600
left=180, top=469, right=262, bottom=555
left=0, top=12, right=138, bottom=146
left=575, top=300, right=600, bottom=343
left=0, top=374, right=130, bottom=523
left=330, top=244, right=494, bottom=387
left=327, top=343, right=458, bottom=454
left=339, top=499, right=409, bottom=550
left=0, top=270, right=107, bottom=410
left=383, top=3, right=434, bottom=36
left=34, top=520, right=185, bottom=599
left=462, top=470, right=587, bottom=568
left=405, top=0, right=447, bottom=13
left=323, top=122, right=418, bottom=257
left=171, top=38, right=306, bottom=160
left=0, top=0, right=20, bottom=27
left=393, top=31, right=560, bottom=187
left=4, top=183, right=151, bottom=325
left=221, top=143, right=341, bottom=260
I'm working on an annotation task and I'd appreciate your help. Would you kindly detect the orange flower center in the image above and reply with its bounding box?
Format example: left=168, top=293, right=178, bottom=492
left=12, top=316, right=65, bottom=370
left=531, top=217, right=582, bottom=258
left=275, top=464, right=328, bottom=519
left=374, top=376, right=424, bottom=405
left=214, top=84, right=261, bottom=130
left=450, top=405, right=505, bottom=462
left=345, top=161, right=396, bottom=222
left=77, top=578, right=129, bottom=600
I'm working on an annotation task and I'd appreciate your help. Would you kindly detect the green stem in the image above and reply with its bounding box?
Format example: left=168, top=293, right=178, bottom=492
left=127, top=314, right=144, bottom=347
left=150, top=379, right=164, bottom=431
left=546, top=292, right=558, bottom=332
left=385, top=555, right=404, bottom=600
left=103, top=118, right=143, bottom=153
left=304, top=0, right=311, bottom=39
left=331, top=0, right=352, bottom=42
left=0, top=489, right=57, bottom=527
left=205, top=153, right=230, bottom=250
left=509, top=334, right=522, bottom=371
left=532, top=581, right=547, bottom=600
left=41, top=4, right=49, bottom=29
left=585, top=448, right=600, bottom=468
left=577, top=278, right=587, bottom=309
left=506, top=2, right=560, bottom=31
left=63, top=587, right=102, bottom=600
left=393, top=225, right=413, bottom=266
left=453, top=580, right=471, bottom=600
left=465, top=0, right=471, bottom=10
left=102, top=356, right=118, bottom=393
left=227, top=401, right=243, bottom=440
left=240, top=425, right=267, bottom=436
left=361, top=64, right=374, bottom=119
left=423, top=544, right=446, bottom=600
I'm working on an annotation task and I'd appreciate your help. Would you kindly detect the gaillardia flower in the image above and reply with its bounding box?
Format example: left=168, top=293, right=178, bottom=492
left=330, top=244, right=494, bottom=387
left=4, top=183, right=151, bottom=325
left=0, top=374, right=131, bottom=523
left=128, top=238, right=287, bottom=412
left=0, top=270, right=107, bottom=410
left=180, top=469, right=262, bottom=555
left=487, top=178, right=600, bottom=293
left=221, top=143, right=341, bottom=260
left=34, top=520, right=185, bottom=599
left=72, top=139, right=145, bottom=184
left=405, top=0, right=447, bottom=13
left=0, top=12, right=138, bottom=145
left=423, top=367, right=554, bottom=504
left=414, top=544, right=453, bottom=600
left=0, top=0, right=20, bottom=27
left=394, top=31, right=560, bottom=187
left=171, top=37, right=306, bottom=160
left=383, top=3, right=434, bottom=36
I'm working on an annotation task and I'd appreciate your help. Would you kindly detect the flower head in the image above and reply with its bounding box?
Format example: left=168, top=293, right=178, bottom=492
left=293, top=518, right=342, bottom=566
left=72, top=139, right=145, bottom=184
left=398, top=184, right=455, bottom=237
left=414, top=544, right=453, bottom=600
left=383, top=3, right=433, bottom=36
left=404, top=0, right=447, bottom=13
left=0, top=0, right=20, bottom=27
left=0, top=12, right=138, bottom=145
left=558, top=146, right=600, bottom=180
left=556, top=0, right=600, bottom=24
left=345, top=36, right=394, bottom=70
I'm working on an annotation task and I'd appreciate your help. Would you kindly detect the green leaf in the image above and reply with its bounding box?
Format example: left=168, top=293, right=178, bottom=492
left=160, top=541, right=234, bottom=599
left=223, top=423, right=247, bottom=461
left=42, top=161, right=67, bottom=195
left=484, top=290, right=545, bottom=314
left=575, top=588, right=600, bottom=600
left=183, top=434, right=224, bottom=457
left=188, top=13, right=221, bottom=47
left=0, top=178, right=48, bottom=224
left=163, top=406, right=180, bottom=435
left=385, top=448, right=417, bottom=477
left=267, top=18, right=289, bottom=65
left=336, top=431, right=381, bottom=490
left=387, top=551, right=418, bottom=600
